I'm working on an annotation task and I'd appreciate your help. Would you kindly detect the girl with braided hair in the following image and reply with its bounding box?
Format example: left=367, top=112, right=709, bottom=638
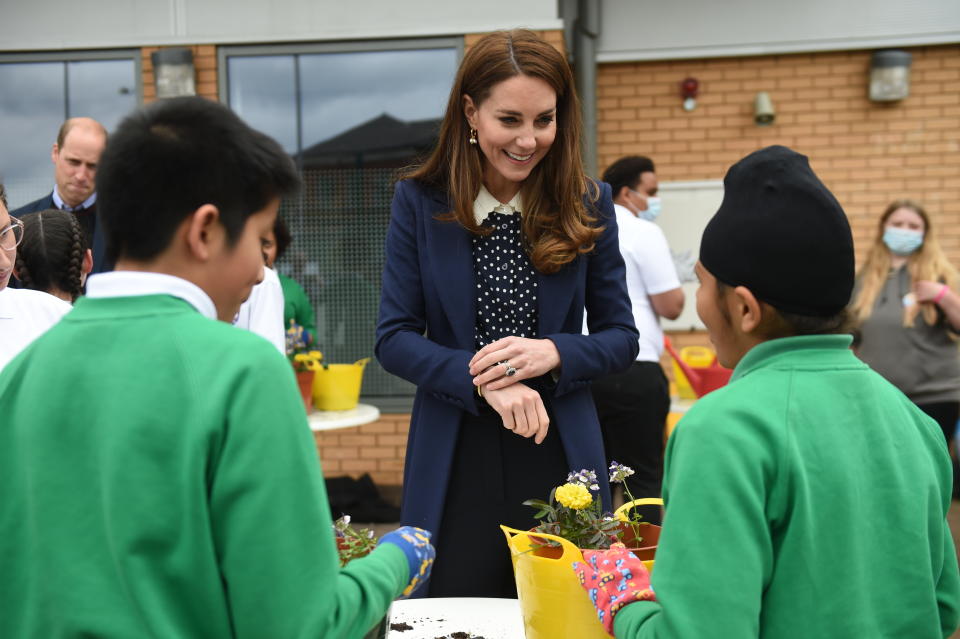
left=0, top=188, right=71, bottom=371
left=15, top=208, right=92, bottom=303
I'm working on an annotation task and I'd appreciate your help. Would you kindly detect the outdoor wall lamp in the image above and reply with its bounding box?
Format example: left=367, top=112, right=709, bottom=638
left=869, top=50, right=912, bottom=102
left=680, top=77, right=699, bottom=111
left=754, top=91, right=775, bottom=126
left=151, top=47, right=196, bottom=99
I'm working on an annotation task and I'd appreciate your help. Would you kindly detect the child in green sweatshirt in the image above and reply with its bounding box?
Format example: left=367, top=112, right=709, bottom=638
left=574, top=146, right=960, bottom=638
left=0, top=97, right=433, bottom=638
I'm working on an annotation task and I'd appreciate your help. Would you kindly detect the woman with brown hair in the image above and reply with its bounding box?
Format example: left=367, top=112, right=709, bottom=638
left=375, top=29, right=638, bottom=597
left=851, top=199, right=960, bottom=467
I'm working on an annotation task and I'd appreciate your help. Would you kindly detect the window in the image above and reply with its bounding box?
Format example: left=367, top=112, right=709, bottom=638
left=0, top=51, right=139, bottom=209
left=221, top=39, right=459, bottom=409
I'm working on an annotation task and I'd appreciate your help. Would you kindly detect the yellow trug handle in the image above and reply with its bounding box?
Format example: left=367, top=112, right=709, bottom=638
left=500, top=525, right=582, bottom=560
left=614, top=498, right=665, bottom=522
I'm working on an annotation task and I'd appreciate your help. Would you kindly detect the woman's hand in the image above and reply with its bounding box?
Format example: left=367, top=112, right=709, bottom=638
left=481, top=382, right=550, bottom=444
left=915, top=280, right=950, bottom=304
left=469, top=336, right=561, bottom=391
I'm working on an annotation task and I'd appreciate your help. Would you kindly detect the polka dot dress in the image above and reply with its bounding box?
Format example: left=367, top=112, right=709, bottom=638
left=472, top=211, right=538, bottom=350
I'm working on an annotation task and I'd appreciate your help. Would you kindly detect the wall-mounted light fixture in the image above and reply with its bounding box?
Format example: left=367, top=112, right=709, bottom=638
left=869, top=50, right=912, bottom=102
left=680, top=77, right=699, bottom=111
left=754, top=91, right=775, bottom=126
left=151, top=47, right=196, bottom=99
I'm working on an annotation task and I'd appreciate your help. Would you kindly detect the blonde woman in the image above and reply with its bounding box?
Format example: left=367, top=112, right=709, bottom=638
left=851, top=199, right=960, bottom=460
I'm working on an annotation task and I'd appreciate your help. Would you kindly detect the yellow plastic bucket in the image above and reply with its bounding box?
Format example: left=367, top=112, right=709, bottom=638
left=501, top=526, right=609, bottom=639
left=672, top=346, right=715, bottom=400
left=501, top=524, right=658, bottom=639
left=312, top=358, right=370, bottom=411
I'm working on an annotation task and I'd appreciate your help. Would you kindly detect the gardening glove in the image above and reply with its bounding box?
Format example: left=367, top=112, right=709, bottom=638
left=378, top=526, right=435, bottom=598
left=572, top=544, right=656, bottom=636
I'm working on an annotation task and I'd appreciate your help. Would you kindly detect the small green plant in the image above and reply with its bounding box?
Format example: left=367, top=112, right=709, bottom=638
left=333, top=515, right=378, bottom=567
left=524, top=469, right=623, bottom=550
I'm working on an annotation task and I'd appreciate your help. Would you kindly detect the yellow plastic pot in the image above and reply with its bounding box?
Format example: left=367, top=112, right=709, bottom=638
left=501, top=526, right=608, bottom=639
left=312, top=358, right=370, bottom=411
left=501, top=498, right=664, bottom=639
left=671, top=345, right=715, bottom=399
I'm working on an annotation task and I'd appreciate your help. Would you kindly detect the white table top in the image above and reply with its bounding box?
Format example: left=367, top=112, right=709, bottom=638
left=308, top=403, right=381, bottom=432
left=387, top=597, right=524, bottom=639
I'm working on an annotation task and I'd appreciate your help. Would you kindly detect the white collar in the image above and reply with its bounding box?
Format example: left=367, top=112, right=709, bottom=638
left=52, top=188, right=97, bottom=211
left=473, top=185, right=523, bottom=226
left=85, top=271, right=217, bottom=320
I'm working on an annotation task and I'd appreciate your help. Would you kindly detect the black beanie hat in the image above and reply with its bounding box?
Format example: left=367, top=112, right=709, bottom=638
left=700, top=145, right=854, bottom=317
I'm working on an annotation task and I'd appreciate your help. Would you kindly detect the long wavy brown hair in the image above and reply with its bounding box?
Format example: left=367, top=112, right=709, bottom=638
left=851, top=199, right=958, bottom=328
left=403, top=29, right=601, bottom=274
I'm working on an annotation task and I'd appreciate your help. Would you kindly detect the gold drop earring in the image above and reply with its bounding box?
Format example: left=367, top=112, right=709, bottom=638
left=469, top=128, right=478, bottom=145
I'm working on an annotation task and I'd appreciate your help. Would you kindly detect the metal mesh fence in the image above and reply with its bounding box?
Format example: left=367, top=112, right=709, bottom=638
left=276, top=167, right=414, bottom=400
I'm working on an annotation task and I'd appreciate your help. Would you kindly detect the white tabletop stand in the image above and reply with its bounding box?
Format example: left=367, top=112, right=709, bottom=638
left=387, top=598, right=524, bottom=638
left=308, top=403, right=381, bottom=432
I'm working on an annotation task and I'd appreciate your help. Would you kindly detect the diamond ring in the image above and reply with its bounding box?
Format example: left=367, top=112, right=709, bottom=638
left=503, top=362, right=518, bottom=377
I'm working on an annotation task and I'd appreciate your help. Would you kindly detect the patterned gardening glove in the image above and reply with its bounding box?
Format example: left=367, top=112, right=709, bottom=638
left=572, top=544, right=656, bottom=636
left=378, top=526, right=435, bottom=598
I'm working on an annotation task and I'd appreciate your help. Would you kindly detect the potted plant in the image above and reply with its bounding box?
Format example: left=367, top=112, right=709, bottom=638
left=333, top=515, right=390, bottom=639
left=502, top=465, right=663, bottom=639
left=523, top=464, right=661, bottom=560
left=285, top=320, right=322, bottom=412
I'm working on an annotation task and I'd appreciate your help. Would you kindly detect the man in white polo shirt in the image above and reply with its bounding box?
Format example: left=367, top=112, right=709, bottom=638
left=592, top=156, right=683, bottom=524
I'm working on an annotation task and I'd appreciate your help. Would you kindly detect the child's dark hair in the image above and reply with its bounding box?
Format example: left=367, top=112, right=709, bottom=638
left=273, top=216, right=292, bottom=261
left=15, top=209, right=87, bottom=302
left=96, top=96, right=300, bottom=263
left=715, top=280, right=851, bottom=337
left=601, top=156, right=656, bottom=195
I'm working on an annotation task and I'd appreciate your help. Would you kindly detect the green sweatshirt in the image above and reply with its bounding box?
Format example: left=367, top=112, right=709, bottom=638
left=0, top=294, right=407, bottom=638
left=615, top=335, right=960, bottom=638
left=279, top=272, right=317, bottom=338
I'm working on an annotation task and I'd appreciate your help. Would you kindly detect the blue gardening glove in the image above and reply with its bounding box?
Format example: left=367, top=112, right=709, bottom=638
left=378, top=526, right=435, bottom=598
left=572, top=544, right=656, bottom=636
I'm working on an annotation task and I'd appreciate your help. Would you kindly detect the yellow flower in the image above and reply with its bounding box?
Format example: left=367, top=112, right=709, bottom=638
left=555, top=483, right=592, bottom=510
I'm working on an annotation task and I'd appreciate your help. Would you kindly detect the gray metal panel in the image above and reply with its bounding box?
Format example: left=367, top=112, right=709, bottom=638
left=598, top=0, right=960, bottom=62
left=2, top=0, right=561, bottom=51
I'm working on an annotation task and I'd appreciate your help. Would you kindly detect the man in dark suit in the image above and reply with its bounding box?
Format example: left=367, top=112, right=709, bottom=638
left=12, top=117, right=111, bottom=274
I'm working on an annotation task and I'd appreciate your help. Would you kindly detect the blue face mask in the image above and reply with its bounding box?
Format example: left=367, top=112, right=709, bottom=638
left=639, top=196, right=662, bottom=222
left=883, top=227, right=924, bottom=256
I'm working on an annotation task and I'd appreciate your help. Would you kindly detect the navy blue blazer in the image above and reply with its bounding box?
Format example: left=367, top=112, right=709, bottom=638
left=12, top=192, right=112, bottom=275
left=376, top=178, right=639, bottom=543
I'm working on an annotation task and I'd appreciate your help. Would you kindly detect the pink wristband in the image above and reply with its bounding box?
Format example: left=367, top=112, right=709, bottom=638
left=934, top=284, right=949, bottom=304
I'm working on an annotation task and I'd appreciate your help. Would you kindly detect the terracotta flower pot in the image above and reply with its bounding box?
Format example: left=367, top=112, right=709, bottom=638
left=295, top=370, right=315, bottom=412
left=530, top=522, right=661, bottom=562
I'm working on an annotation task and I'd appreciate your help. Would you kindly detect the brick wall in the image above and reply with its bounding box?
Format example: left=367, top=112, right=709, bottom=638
left=597, top=44, right=960, bottom=264
left=141, top=45, right=218, bottom=103
left=464, top=29, right=565, bottom=55
left=313, top=414, right=410, bottom=488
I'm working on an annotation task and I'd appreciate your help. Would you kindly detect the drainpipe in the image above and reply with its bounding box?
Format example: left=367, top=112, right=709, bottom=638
left=573, top=0, right=600, bottom=177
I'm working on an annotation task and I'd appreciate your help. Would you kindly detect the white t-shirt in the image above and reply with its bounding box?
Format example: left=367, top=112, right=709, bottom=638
left=233, top=267, right=285, bottom=355
left=0, top=288, right=72, bottom=371
left=611, top=203, right=681, bottom=362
